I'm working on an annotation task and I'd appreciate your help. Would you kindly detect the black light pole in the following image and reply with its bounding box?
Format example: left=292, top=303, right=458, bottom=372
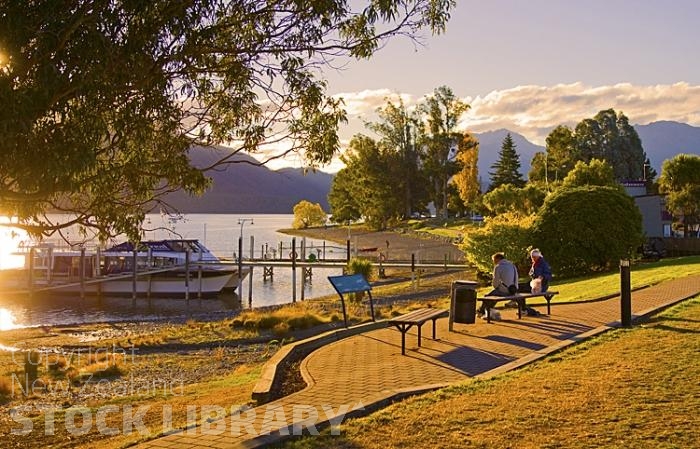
left=620, top=259, right=632, bottom=327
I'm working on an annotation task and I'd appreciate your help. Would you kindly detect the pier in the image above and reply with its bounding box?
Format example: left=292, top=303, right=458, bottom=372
left=5, top=234, right=466, bottom=306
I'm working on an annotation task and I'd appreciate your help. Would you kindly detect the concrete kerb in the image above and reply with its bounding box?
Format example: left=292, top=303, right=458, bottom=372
left=252, top=320, right=388, bottom=404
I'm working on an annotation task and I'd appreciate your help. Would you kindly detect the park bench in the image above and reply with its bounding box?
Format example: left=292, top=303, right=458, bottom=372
left=477, top=291, right=559, bottom=323
left=389, top=308, right=449, bottom=355
left=328, top=273, right=376, bottom=327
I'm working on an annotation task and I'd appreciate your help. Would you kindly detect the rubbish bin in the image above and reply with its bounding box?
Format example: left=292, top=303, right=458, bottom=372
left=451, top=280, right=478, bottom=324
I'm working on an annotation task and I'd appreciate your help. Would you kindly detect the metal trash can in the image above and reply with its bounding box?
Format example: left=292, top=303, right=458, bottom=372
left=451, top=280, right=478, bottom=324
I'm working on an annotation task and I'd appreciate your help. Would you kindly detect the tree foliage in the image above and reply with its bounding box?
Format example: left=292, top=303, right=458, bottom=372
left=328, top=168, right=362, bottom=225
left=658, top=153, right=700, bottom=236
left=452, top=132, right=480, bottom=210
left=561, top=159, right=619, bottom=188
left=532, top=109, right=647, bottom=188
left=533, top=186, right=644, bottom=277
left=329, top=135, right=403, bottom=230
left=292, top=200, right=327, bottom=229
left=419, top=85, right=470, bottom=217
left=489, top=133, right=525, bottom=190
left=529, top=125, right=579, bottom=184
left=366, top=98, right=428, bottom=217
left=482, top=184, right=545, bottom=216
left=0, top=0, right=454, bottom=241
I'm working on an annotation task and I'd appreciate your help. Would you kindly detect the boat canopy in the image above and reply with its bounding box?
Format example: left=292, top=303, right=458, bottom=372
left=106, top=240, right=207, bottom=253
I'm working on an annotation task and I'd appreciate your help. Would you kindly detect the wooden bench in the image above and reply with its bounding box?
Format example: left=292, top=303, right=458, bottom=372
left=389, top=308, right=449, bottom=355
left=477, top=291, right=559, bottom=323
left=328, top=274, right=375, bottom=327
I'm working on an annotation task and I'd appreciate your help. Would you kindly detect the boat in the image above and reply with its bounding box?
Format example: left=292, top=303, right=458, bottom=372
left=8, top=239, right=248, bottom=298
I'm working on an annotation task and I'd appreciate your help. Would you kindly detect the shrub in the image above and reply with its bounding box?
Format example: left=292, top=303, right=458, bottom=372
left=346, top=257, right=375, bottom=280
left=461, top=213, right=535, bottom=275
left=533, top=186, right=643, bottom=277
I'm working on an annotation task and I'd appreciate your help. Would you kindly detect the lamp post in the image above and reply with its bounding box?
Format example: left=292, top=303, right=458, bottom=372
left=237, top=218, right=253, bottom=296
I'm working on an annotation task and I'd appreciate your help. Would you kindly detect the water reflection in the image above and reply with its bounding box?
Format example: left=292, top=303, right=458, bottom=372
left=0, top=293, right=242, bottom=329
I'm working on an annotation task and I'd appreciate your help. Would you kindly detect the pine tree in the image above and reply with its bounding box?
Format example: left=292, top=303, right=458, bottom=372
left=489, top=133, right=525, bottom=190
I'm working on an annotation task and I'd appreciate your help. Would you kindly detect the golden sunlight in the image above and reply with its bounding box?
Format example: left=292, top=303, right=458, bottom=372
left=0, top=308, right=19, bottom=331
left=0, top=222, right=27, bottom=269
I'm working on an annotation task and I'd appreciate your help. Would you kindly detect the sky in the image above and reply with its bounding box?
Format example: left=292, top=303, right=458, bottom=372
left=264, top=0, right=700, bottom=170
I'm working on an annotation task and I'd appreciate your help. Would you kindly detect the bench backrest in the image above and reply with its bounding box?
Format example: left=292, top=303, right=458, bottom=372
left=328, top=273, right=371, bottom=295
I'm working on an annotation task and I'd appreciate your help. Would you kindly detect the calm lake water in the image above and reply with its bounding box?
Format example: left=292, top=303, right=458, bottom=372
left=0, top=214, right=347, bottom=330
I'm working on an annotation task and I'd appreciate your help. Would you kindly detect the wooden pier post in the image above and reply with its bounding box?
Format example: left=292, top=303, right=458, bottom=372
left=291, top=237, right=297, bottom=303
left=146, top=248, right=153, bottom=299
left=249, top=235, right=254, bottom=306
left=80, top=247, right=86, bottom=299
left=28, top=247, right=34, bottom=293
left=185, top=249, right=190, bottom=301
left=96, top=247, right=102, bottom=296
left=411, top=253, right=416, bottom=291
left=263, top=266, right=273, bottom=281
left=237, top=236, right=243, bottom=299
left=300, top=238, right=306, bottom=301
left=197, top=265, right=203, bottom=299
left=47, top=246, right=53, bottom=285
left=132, top=249, right=137, bottom=302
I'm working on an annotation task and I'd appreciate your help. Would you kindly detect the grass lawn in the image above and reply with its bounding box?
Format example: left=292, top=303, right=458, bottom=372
left=277, top=294, right=700, bottom=449
left=540, top=255, right=700, bottom=303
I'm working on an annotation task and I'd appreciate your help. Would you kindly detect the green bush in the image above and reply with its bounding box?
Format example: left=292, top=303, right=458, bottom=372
left=346, top=258, right=375, bottom=280
left=461, top=213, right=535, bottom=275
left=533, top=186, right=643, bottom=277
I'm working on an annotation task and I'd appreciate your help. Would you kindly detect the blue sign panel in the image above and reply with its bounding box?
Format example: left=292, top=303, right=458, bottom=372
left=328, top=274, right=371, bottom=295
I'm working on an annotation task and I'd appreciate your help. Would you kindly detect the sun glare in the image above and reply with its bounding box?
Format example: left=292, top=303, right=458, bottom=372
left=0, top=221, right=27, bottom=270
left=0, top=308, right=19, bottom=331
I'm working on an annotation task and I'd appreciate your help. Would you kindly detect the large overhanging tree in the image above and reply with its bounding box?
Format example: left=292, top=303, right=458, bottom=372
left=0, top=0, right=454, bottom=242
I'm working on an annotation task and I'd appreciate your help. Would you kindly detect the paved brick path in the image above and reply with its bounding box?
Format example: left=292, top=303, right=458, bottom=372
left=137, top=274, right=700, bottom=449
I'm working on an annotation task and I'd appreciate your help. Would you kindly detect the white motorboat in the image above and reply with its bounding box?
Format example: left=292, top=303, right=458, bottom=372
left=8, top=239, right=247, bottom=298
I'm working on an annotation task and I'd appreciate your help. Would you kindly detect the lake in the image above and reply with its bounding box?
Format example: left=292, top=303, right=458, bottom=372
left=0, top=214, right=347, bottom=329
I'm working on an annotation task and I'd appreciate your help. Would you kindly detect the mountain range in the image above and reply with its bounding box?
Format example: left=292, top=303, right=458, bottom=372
left=165, top=121, right=700, bottom=213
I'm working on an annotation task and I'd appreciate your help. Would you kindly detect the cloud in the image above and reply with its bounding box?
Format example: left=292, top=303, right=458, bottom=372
left=253, top=82, right=700, bottom=171
left=332, top=89, right=417, bottom=116
left=460, top=82, right=700, bottom=144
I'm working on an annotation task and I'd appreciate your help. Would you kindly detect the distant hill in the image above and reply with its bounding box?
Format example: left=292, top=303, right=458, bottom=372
left=474, top=121, right=700, bottom=184
left=163, top=147, right=334, bottom=213
left=166, top=122, right=699, bottom=213
left=473, top=129, right=544, bottom=185
left=634, top=121, right=700, bottom=172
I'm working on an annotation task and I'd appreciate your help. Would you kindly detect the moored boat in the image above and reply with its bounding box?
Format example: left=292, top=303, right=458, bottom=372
left=7, top=239, right=248, bottom=298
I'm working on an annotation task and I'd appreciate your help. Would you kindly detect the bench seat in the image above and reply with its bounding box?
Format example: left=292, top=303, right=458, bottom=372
left=389, top=308, right=449, bottom=355
left=477, top=291, right=559, bottom=323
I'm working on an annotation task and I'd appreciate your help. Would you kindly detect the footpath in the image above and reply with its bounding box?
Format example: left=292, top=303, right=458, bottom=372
left=137, top=274, right=700, bottom=449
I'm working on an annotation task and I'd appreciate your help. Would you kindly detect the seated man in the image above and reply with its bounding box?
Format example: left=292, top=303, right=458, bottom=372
left=478, top=252, right=518, bottom=318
